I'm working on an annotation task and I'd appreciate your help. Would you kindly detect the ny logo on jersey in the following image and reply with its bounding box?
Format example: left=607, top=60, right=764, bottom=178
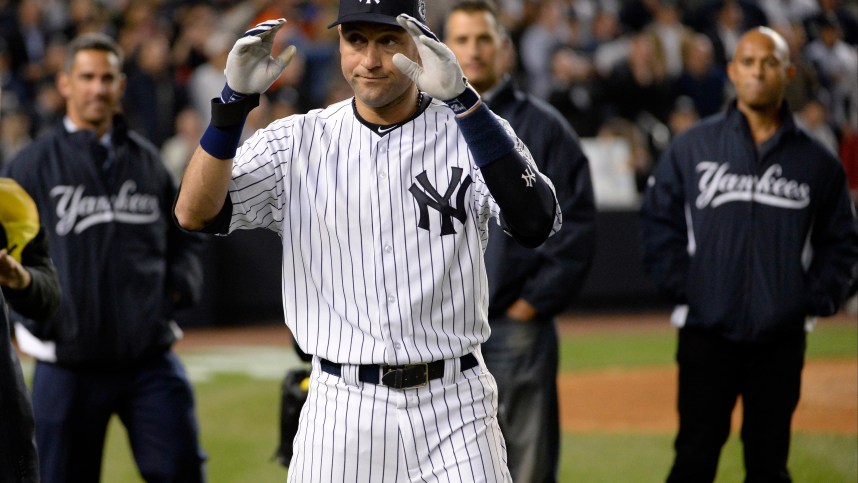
left=522, top=167, right=536, bottom=187
left=409, top=168, right=472, bottom=236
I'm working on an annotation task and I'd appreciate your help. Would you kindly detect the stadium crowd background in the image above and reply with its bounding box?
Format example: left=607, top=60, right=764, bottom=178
left=1, top=0, right=856, bottom=200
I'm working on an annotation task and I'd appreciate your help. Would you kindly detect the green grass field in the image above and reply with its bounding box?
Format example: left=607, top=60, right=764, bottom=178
left=90, top=320, right=856, bottom=482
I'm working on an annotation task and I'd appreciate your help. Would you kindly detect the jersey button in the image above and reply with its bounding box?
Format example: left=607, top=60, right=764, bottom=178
left=383, top=244, right=393, bottom=253
left=394, top=343, right=402, bottom=350
left=387, top=295, right=396, bottom=304
left=379, top=170, right=388, bottom=179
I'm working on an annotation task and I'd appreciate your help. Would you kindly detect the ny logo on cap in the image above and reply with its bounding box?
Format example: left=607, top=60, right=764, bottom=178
left=358, top=0, right=380, bottom=4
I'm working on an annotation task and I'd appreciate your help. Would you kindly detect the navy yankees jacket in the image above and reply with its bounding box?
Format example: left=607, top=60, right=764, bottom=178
left=3, top=116, right=205, bottom=366
left=640, top=102, right=858, bottom=342
left=483, top=77, right=596, bottom=319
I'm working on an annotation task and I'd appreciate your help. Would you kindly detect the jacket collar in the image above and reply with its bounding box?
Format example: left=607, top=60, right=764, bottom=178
left=481, top=75, right=518, bottom=108
left=726, top=99, right=797, bottom=135
left=726, top=100, right=797, bottom=154
left=61, top=113, right=130, bottom=146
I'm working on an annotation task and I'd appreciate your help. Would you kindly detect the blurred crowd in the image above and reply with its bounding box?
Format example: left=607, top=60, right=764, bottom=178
left=1, top=0, right=857, bottom=197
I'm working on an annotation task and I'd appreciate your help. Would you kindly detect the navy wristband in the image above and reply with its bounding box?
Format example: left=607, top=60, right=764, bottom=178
left=456, top=104, right=515, bottom=168
left=200, top=122, right=245, bottom=160
left=221, top=83, right=249, bottom=103
left=445, top=84, right=481, bottom=117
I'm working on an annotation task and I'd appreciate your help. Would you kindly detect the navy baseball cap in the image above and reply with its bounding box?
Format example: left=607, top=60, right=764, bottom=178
left=328, top=0, right=427, bottom=28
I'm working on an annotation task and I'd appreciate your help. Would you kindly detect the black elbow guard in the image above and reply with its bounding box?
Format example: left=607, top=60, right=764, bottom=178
left=481, top=152, right=557, bottom=248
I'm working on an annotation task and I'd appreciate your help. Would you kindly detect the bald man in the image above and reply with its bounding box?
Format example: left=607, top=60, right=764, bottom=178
left=640, top=27, right=858, bottom=482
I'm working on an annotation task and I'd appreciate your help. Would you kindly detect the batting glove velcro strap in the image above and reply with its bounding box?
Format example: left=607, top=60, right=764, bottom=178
left=393, top=14, right=482, bottom=116
left=200, top=94, right=260, bottom=160
left=225, top=18, right=297, bottom=95
left=445, top=84, right=482, bottom=118
left=210, top=93, right=260, bottom=128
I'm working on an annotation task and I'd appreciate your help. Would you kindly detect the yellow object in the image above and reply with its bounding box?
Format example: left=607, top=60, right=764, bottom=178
left=300, top=377, right=310, bottom=392
left=0, top=178, right=40, bottom=263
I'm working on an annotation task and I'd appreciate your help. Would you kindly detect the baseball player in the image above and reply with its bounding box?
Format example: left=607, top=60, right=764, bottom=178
left=174, top=1, right=561, bottom=481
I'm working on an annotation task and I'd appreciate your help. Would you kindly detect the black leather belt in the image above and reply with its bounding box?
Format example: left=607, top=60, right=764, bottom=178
left=319, top=353, right=478, bottom=389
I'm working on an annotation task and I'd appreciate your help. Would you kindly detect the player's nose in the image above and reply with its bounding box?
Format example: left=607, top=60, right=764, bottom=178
left=362, top=43, right=383, bottom=69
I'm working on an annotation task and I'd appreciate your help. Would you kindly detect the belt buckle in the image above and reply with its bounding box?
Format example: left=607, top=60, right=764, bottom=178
left=381, top=363, right=429, bottom=389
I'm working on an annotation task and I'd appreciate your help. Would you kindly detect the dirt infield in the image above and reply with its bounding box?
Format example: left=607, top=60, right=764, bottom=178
left=558, top=359, right=857, bottom=434
left=555, top=311, right=857, bottom=434
left=177, top=312, right=857, bottom=435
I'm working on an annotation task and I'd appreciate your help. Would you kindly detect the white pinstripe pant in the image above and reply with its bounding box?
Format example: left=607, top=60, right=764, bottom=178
left=287, top=356, right=511, bottom=483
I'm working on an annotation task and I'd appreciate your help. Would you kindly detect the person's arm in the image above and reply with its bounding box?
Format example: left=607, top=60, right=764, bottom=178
left=517, top=116, right=596, bottom=318
left=477, top=147, right=558, bottom=247
left=175, top=19, right=296, bottom=232
left=639, top=143, right=691, bottom=303
left=803, top=159, right=858, bottom=316
left=1, top=227, right=61, bottom=322
left=394, top=14, right=559, bottom=247
left=174, top=146, right=236, bottom=231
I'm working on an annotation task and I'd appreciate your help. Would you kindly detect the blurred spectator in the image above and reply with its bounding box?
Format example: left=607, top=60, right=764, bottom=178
left=0, top=109, right=32, bottom=166
left=603, top=32, right=676, bottom=125
left=642, top=0, right=696, bottom=78
left=188, top=30, right=234, bottom=121
left=2, top=0, right=50, bottom=95
left=687, top=0, right=769, bottom=34
left=62, top=0, right=115, bottom=38
left=668, top=95, right=701, bottom=136
left=170, top=2, right=219, bottom=84
left=116, top=0, right=165, bottom=60
left=704, top=0, right=748, bottom=67
left=124, top=29, right=186, bottom=147
left=795, top=97, right=840, bottom=153
left=161, top=107, right=202, bottom=186
left=618, top=0, right=659, bottom=34
left=803, top=0, right=858, bottom=45
left=519, top=0, right=576, bottom=98
left=778, top=21, right=822, bottom=111
left=691, top=0, right=768, bottom=67
left=30, top=80, right=64, bottom=137
left=0, top=38, right=30, bottom=110
left=759, top=0, right=819, bottom=31
left=547, top=46, right=603, bottom=136
left=803, top=13, right=858, bottom=132
left=598, top=116, right=655, bottom=192
left=579, top=6, right=623, bottom=55
left=675, top=33, right=728, bottom=117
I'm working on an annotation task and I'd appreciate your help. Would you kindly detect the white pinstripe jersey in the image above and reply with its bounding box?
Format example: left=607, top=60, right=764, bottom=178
left=226, top=96, right=561, bottom=364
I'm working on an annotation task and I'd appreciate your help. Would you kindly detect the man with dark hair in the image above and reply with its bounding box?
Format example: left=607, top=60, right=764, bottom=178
left=175, top=0, right=562, bottom=480
left=444, top=2, right=596, bottom=482
left=3, top=32, right=207, bottom=482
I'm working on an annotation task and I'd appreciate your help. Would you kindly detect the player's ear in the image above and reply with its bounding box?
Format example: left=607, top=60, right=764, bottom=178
left=56, top=71, right=70, bottom=99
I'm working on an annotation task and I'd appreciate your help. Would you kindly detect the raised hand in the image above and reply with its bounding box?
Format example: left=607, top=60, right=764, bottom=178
left=392, top=13, right=480, bottom=116
left=224, top=19, right=297, bottom=98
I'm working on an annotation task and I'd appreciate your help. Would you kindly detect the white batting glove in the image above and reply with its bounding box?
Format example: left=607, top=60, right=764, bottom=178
left=223, top=18, right=297, bottom=99
left=392, top=14, right=482, bottom=117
